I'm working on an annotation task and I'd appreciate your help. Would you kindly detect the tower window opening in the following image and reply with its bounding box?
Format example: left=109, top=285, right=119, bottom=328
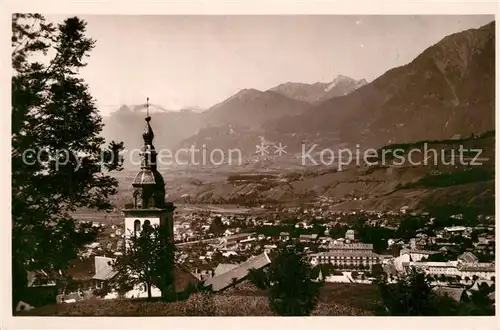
left=134, top=220, right=141, bottom=232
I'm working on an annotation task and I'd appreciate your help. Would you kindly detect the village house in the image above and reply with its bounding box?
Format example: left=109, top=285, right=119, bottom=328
left=279, top=232, right=290, bottom=242
left=387, top=238, right=404, bottom=247
left=299, top=234, right=318, bottom=242
left=213, top=263, right=238, bottom=277
left=433, top=287, right=467, bottom=303
left=92, top=256, right=117, bottom=290
left=409, top=238, right=426, bottom=250
left=222, top=251, right=238, bottom=258
left=18, top=270, right=58, bottom=310
left=192, top=265, right=214, bottom=281
left=223, top=228, right=235, bottom=236
left=399, top=248, right=439, bottom=262
left=295, top=221, right=313, bottom=229
left=263, top=244, right=277, bottom=254
left=318, top=236, right=331, bottom=244
left=345, top=229, right=356, bottom=241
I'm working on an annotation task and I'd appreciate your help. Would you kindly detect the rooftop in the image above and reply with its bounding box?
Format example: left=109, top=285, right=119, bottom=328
left=204, top=252, right=271, bottom=291
left=213, top=263, right=239, bottom=277
left=92, top=256, right=118, bottom=281
left=457, top=263, right=495, bottom=272
left=401, top=249, right=439, bottom=255
left=312, top=251, right=380, bottom=258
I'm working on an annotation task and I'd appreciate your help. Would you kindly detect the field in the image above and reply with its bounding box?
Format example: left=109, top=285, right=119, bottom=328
left=101, top=132, right=495, bottom=214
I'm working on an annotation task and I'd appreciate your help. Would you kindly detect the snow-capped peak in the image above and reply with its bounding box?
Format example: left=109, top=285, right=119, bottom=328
left=325, top=75, right=366, bottom=92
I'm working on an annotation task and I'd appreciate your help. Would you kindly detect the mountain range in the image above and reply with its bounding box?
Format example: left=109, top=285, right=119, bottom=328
left=101, top=21, right=495, bottom=163
left=101, top=75, right=367, bottom=156
left=203, top=88, right=312, bottom=127
left=267, top=21, right=495, bottom=150
left=269, top=75, right=367, bottom=104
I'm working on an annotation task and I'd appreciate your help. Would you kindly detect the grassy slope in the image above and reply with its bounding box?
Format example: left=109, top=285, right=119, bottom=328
left=18, top=283, right=380, bottom=316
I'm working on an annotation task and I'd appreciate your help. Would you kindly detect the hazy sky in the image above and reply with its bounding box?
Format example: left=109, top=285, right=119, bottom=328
left=45, top=15, right=494, bottom=115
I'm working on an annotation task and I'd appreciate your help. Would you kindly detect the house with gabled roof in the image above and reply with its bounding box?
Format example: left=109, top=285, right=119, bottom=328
left=279, top=232, right=290, bottom=242
left=213, top=263, right=239, bottom=277
left=92, top=256, right=118, bottom=290
left=299, top=234, right=318, bottom=242
left=204, top=252, right=271, bottom=292
left=433, top=286, right=466, bottom=303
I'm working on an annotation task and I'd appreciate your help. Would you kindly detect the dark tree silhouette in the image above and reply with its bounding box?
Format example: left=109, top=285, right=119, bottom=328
left=111, top=225, right=175, bottom=299
left=247, top=267, right=270, bottom=290
left=267, top=246, right=322, bottom=316
left=375, top=267, right=460, bottom=316
left=11, top=14, right=124, bottom=309
left=208, top=216, right=227, bottom=236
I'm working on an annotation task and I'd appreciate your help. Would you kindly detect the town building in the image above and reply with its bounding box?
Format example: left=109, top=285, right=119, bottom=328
left=399, top=248, right=439, bottom=262
left=408, top=252, right=495, bottom=280
left=279, top=232, right=290, bottom=242
left=309, top=242, right=380, bottom=270
left=218, top=232, right=257, bottom=248
left=432, top=287, right=466, bottom=303
left=345, top=229, right=355, bottom=241
left=92, top=256, right=117, bottom=290
left=204, top=252, right=271, bottom=291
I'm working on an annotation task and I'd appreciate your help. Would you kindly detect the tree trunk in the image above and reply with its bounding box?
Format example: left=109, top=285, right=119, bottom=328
left=147, top=282, right=152, bottom=299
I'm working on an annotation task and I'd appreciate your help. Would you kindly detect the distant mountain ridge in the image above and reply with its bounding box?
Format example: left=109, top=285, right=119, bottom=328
left=269, top=75, right=367, bottom=104
left=203, top=88, right=312, bottom=127
left=111, top=104, right=172, bottom=115
left=102, top=21, right=495, bottom=165
left=101, top=108, right=205, bottom=167
left=265, top=21, right=495, bottom=150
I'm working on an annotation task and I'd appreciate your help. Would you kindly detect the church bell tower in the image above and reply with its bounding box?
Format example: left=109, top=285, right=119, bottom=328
left=123, top=98, right=176, bottom=244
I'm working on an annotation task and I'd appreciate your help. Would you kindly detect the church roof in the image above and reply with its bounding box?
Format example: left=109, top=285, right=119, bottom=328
left=142, top=116, right=154, bottom=143
left=128, top=100, right=168, bottom=209
left=132, top=169, right=165, bottom=186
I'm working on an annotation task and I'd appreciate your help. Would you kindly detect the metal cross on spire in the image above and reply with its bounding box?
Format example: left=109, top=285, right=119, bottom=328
left=146, top=97, right=150, bottom=118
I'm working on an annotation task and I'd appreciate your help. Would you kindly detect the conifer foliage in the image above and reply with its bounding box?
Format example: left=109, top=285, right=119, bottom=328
left=267, top=246, right=322, bottom=316
left=12, top=14, right=124, bottom=307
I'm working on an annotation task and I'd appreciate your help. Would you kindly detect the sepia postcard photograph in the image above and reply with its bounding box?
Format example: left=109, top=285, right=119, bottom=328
left=5, top=0, right=499, bottom=328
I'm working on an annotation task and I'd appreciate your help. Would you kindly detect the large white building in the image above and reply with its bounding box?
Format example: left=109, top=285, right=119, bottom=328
left=410, top=252, right=495, bottom=280
left=309, top=242, right=380, bottom=270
